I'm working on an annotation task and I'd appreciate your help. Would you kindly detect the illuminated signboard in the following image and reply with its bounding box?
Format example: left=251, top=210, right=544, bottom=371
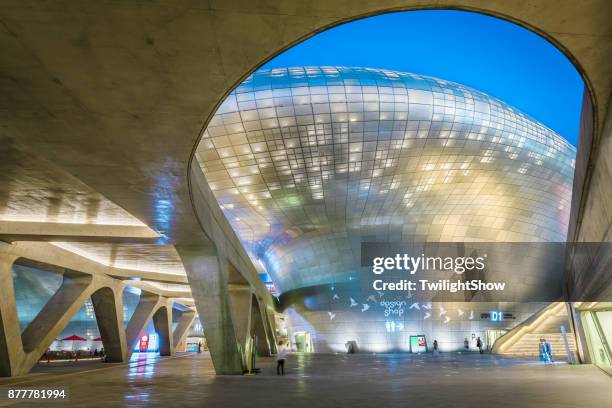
left=481, top=312, right=515, bottom=321
left=139, top=335, right=149, bottom=352
left=410, top=335, right=427, bottom=353
left=134, top=333, right=159, bottom=352
left=491, top=311, right=504, bottom=322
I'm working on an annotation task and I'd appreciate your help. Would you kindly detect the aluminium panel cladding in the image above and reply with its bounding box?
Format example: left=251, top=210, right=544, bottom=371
left=196, top=67, right=575, bottom=294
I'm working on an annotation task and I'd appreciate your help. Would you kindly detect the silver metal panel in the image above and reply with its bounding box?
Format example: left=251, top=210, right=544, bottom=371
left=197, top=67, right=575, bottom=293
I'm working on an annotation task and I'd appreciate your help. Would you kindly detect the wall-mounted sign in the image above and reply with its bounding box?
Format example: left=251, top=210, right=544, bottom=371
left=481, top=312, right=515, bottom=321
left=139, top=335, right=149, bottom=352
left=410, top=335, right=427, bottom=353
left=134, top=333, right=159, bottom=352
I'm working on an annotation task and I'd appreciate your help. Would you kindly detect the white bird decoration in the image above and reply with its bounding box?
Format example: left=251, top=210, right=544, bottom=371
left=439, top=305, right=447, bottom=316
left=332, top=294, right=340, bottom=300
left=458, top=309, right=465, bottom=317
left=424, top=312, right=431, bottom=319
left=328, top=312, right=336, bottom=320
left=361, top=304, right=370, bottom=312
left=444, top=316, right=451, bottom=324
left=409, top=302, right=420, bottom=310
left=350, top=297, right=358, bottom=307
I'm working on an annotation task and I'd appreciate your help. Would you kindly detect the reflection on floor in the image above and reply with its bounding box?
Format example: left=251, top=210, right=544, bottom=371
left=1, top=352, right=611, bottom=407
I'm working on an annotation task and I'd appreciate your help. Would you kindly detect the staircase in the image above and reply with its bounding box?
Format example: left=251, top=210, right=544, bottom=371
left=492, top=303, right=577, bottom=360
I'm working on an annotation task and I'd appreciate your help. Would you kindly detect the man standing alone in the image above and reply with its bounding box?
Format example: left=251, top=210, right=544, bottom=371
left=277, top=341, right=288, bottom=375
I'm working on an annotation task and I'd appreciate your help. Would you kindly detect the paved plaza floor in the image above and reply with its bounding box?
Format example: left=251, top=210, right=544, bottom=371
left=0, top=352, right=610, bottom=407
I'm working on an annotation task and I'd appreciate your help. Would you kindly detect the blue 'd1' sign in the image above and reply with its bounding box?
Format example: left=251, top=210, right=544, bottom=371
left=491, top=311, right=504, bottom=322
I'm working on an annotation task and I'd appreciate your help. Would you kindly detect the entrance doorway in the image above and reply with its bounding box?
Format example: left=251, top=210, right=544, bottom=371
left=581, top=309, right=612, bottom=366
left=486, top=329, right=508, bottom=351
left=294, top=331, right=314, bottom=353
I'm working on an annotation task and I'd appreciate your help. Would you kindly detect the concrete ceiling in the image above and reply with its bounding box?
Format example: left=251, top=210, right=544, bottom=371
left=52, top=242, right=186, bottom=276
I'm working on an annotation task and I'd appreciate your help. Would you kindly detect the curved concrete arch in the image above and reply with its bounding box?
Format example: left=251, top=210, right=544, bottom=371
left=187, top=5, right=597, bottom=157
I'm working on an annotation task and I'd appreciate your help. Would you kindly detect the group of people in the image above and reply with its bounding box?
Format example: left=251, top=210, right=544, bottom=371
left=271, top=336, right=554, bottom=375
left=435, top=337, right=485, bottom=354
left=539, top=338, right=554, bottom=363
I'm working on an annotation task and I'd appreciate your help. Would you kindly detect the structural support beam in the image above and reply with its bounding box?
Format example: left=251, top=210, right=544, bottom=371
left=0, top=253, right=22, bottom=377
left=0, top=242, right=186, bottom=377
left=152, top=306, right=173, bottom=357
left=0, top=220, right=159, bottom=243
left=265, top=310, right=278, bottom=355
left=228, top=284, right=252, bottom=366
left=91, top=286, right=128, bottom=363
left=177, top=245, right=246, bottom=375
left=125, top=291, right=176, bottom=359
left=172, top=310, right=196, bottom=348
left=250, top=295, right=272, bottom=357
left=0, top=252, right=99, bottom=377
left=21, top=271, right=92, bottom=354
left=125, top=292, right=161, bottom=359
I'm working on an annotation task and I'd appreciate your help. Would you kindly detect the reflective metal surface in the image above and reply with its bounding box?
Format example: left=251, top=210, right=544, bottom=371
left=196, top=67, right=576, bottom=293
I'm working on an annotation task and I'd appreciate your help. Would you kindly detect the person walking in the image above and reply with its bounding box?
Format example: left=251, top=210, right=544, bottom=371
left=464, top=338, right=469, bottom=351
left=544, top=339, right=553, bottom=363
left=539, top=338, right=546, bottom=362
left=276, top=341, right=287, bottom=376
left=476, top=337, right=483, bottom=354
left=433, top=340, right=439, bottom=355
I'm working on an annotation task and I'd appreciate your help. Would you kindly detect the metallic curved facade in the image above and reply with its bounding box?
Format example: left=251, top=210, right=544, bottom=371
left=196, top=67, right=575, bottom=294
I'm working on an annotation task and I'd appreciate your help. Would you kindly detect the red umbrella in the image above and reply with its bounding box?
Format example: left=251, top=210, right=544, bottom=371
left=61, top=334, right=86, bottom=341
left=93, top=336, right=102, bottom=341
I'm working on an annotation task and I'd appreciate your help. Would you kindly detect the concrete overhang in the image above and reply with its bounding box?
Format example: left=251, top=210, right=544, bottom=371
left=0, top=220, right=160, bottom=243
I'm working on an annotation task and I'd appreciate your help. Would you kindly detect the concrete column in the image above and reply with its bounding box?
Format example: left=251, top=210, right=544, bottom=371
left=264, top=310, right=278, bottom=355
left=152, top=304, right=174, bottom=357
left=250, top=295, right=272, bottom=357
left=91, top=285, right=128, bottom=362
left=20, top=271, right=93, bottom=352
left=177, top=245, right=245, bottom=374
left=0, top=253, right=23, bottom=377
left=228, top=284, right=252, bottom=365
left=19, top=270, right=94, bottom=375
left=125, top=291, right=161, bottom=359
left=172, top=310, right=196, bottom=348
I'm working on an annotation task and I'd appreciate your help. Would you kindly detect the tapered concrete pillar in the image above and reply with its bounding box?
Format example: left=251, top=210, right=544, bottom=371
left=125, top=291, right=161, bottom=359
left=19, top=270, right=94, bottom=375
left=177, top=245, right=245, bottom=374
left=172, top=310, right=196, bottom=348
left=228, top=284, right=252, bottom=366
left=91, top=286, right=128, bottom=362
left=264, top=311, right=277, bottom=355
left=0, top=253, right=23, bottom=377
left=250, top=295, right=272, bottom=357
left=152, top=305, right=174, bottom=357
